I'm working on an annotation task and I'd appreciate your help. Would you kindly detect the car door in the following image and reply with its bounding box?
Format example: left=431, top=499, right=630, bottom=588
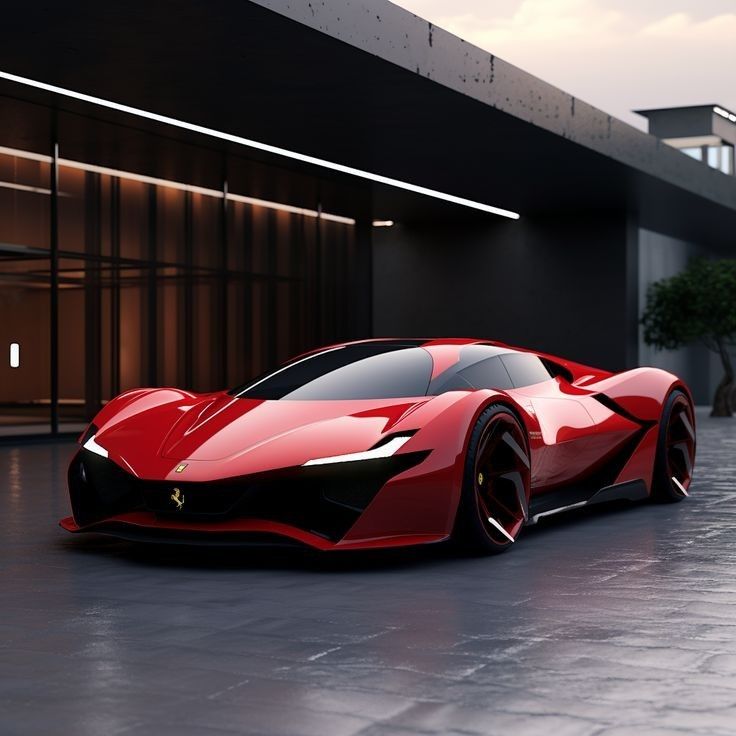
left=499, top=353, right=638, bottom=491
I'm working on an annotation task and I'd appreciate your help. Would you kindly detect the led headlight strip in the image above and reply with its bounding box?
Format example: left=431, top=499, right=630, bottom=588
left=303, top=435, right=412, bottom=466
left=0, top=70, right=520, bottom=221
left=83, top=435, right=109, bottom=459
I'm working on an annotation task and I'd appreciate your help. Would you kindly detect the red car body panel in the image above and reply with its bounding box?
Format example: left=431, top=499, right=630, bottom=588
left=60, top=338, right=693, bottom=549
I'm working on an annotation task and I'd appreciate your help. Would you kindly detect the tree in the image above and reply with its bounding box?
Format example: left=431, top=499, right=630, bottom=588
left=641, top=258, right=736, bottom=418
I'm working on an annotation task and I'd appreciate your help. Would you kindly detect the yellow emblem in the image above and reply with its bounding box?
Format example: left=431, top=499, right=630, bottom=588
left=175, top=463, right=188, bottom=473
left=170, top=487, right=185, bottom=511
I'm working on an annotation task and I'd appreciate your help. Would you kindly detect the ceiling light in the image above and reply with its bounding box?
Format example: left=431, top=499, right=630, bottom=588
left=0, top=70, right=520, bottom=221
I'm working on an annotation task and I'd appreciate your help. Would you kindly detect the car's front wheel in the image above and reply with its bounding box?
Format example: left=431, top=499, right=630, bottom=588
left=454, top=404, right=531, bottom=554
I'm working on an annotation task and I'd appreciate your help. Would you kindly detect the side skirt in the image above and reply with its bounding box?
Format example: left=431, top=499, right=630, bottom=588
left=527, top=479, right=649, bottom=525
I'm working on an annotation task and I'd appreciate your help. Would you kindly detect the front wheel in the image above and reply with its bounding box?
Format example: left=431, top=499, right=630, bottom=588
left=454, top=405, right=531, bottom=554
left=651, top=389, right=696, bottom=503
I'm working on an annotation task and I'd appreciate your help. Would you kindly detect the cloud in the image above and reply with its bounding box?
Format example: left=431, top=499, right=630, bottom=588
left=641, top=11, right=736, bottom=38
left=434, top=0, right=626, bottom=45
left=395, top=0, right=736, bottom=128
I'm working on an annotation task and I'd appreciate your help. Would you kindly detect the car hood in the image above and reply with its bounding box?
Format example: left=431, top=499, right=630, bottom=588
left=94, top=390, right=432, bottom=480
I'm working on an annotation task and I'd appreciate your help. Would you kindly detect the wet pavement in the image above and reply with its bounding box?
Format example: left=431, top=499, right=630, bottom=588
left=1, top=408, right=735, bottom=735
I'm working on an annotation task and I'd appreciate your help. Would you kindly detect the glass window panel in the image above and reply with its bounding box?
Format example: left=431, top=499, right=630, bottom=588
left=191, top=193, right=221, bottom=269
left=681, top=146, right=702, bottom=161
left=119, top=271, right=149, bottom=392
left=0, top=255, right=51, bottom=435
left=250, top=206, right=270, bottom=275
left=722, top=146, right=734, bottom=175
left=157, top=187, right=186, bottom=264
left=156, top=268, right=183, bottom=388
left=192, top=275, right=216, bottom=391
left=233, top=345, right=432, bottom=401
left=0, top=152, right=50, bottom=250
left=58, top=166, right=87, bottom=253
left=707, top=146, right=720, bottom=169
left=500, top=353, right=554, bottom=388
left=119, top=178, right=149, bottom=261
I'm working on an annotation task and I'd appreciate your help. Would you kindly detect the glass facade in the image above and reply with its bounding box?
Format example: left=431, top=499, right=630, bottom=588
left=0, top=95, right=371, bottom=437
left=680, top=143, right=734, bottom=175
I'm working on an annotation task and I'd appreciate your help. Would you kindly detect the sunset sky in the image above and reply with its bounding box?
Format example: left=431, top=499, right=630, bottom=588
left=392, top=0, right=736, bottom=129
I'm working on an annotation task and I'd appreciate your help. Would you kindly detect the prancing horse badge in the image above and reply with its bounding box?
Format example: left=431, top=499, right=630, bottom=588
left=170, top=488, right=185, bottom=511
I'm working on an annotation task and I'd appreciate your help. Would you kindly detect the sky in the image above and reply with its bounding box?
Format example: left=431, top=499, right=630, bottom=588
left=392, top=0, right=736, bottom=130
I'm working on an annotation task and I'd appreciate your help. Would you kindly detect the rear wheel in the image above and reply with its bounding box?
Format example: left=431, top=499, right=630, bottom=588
left=454, top=405, right=531, bottom=554
left=651, top=389, right=696, bottom=503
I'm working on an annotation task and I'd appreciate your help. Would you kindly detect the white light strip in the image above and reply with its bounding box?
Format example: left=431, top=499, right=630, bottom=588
left=0, top=145, right=354, bottom=224
left=714, top=106, right=736, bottom=124
left=486, top=516, right=515, bottom=543
left=0, top=145, right=51, bottom=164
left=372, top=220, right=394, bottom=227
left=9, top=342, right=20, bottom=368
left=0, top=70, right=520, bottom=221
left=0, top=180, right=52, bottom=195
left=83, top=434, right=109, bottom=458
left=672, top=476, right=689, bottom=497
left=303, top=435, right=412, bottom=466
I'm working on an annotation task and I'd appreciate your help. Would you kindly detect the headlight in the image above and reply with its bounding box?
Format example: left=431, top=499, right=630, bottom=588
left=303, top=434, right=413, bottom=466
left=82, top=433, right=109, bottom=459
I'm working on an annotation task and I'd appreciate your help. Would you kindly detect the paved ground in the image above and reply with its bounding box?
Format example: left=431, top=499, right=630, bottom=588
left=1, top=409, right=735, bottom=736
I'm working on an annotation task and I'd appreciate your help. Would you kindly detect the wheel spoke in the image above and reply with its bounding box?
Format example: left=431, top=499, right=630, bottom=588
left=677, top=410, right=696, bottom=441
left=670, top=441, right=693, bottom=476
left=501, top=432, right=530, bottom=469
left=486, top=515, right=515, bottom=543
left=497, top=470, right=528, bottom=521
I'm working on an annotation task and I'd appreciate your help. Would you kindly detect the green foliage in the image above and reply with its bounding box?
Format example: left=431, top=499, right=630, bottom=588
left=641, top=258, right=736, bottom=353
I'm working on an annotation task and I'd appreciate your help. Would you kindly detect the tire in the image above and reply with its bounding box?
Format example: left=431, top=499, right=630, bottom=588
left=453, top=404, right=531, bottom=555
left=651, top=389, right=696, bottom=503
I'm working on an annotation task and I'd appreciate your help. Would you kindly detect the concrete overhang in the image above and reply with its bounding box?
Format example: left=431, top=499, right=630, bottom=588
left=0, top=0, right=735, bottom=246
left=636, top=105, right=736, bottom=148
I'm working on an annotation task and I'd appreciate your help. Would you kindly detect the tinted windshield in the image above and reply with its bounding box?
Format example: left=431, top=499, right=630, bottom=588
left=231, top=342, right=432, bottom=400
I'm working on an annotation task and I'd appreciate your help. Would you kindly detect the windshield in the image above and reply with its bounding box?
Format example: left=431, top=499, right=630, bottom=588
left=230, top=342, right=432, bottom=400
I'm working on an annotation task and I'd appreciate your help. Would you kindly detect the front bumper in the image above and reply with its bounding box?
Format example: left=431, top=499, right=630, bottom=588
left=62, top=447, right=439, bottom=549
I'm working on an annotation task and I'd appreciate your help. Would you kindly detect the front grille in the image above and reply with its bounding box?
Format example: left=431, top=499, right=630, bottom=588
left=70, top=449, right=428, bottom=541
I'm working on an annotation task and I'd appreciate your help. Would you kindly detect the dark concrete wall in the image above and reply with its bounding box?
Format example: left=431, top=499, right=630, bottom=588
left=372, top=213, right=638, bottom=373
left=637, top=228, right=715, bottom=404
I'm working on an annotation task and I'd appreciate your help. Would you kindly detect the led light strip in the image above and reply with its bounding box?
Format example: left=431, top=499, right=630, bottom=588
left=303, top=435, right=412, bottom=466
left=0, top=69, right=520, bottom=221
left=82, top=434, right=108, bottom=458
left=0, top=180, right=52, bottom=195
left=0, top=145, right=354, bottom=224
left=714, top=106, right=736, bottom=124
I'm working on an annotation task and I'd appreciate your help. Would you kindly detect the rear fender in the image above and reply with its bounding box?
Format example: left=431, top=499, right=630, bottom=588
left=587, top=368, right=692, bottom=423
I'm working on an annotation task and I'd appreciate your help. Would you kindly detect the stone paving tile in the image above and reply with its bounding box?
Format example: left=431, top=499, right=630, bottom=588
left=1, top=408, right=735, bottom=734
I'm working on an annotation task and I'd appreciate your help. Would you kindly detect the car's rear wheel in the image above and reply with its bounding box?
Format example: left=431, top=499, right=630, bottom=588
left=651, top=389, right=696, bottom=503
left=454, top=404, right=531, bottom=554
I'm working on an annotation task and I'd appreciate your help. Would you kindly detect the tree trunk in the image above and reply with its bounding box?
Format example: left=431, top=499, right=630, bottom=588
left=711, top=340, right=734, bottom=417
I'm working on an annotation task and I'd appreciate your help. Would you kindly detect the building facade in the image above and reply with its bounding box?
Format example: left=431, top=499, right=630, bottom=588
left=1, top=0, right=735, bottom=438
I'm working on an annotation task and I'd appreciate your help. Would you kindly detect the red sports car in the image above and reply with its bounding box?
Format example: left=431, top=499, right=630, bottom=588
left=60, top=338, right=696, bottom=554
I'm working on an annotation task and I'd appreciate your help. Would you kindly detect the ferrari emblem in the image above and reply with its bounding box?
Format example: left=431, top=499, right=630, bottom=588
left=170, top=487, right=185, bottom=511
left=175, top=463, right=188, bottom=473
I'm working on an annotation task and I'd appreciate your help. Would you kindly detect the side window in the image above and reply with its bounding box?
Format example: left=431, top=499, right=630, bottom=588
left=433, top=356, right=514, bottom=393
left=500, top=353, right=554, bottom=388
left=457, top=356, right=514, bottom=390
